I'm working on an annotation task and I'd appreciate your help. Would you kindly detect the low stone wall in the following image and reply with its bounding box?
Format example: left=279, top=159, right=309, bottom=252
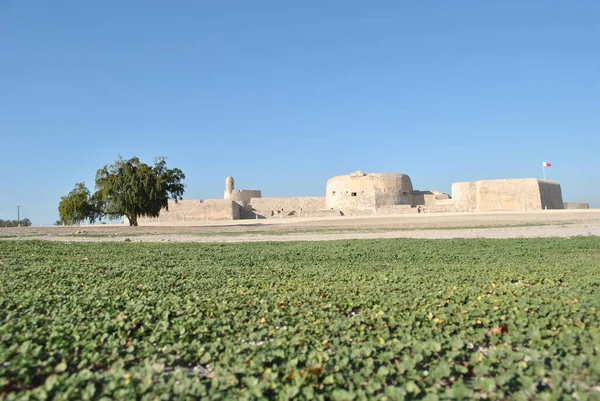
left=375, top=205, right=418, bottom=215
left=243, top=197, right=327, bottom=219
left=137, top=199, right=239, bottom=225
left=435, top=199, right=455, bottom=206
left=244, top=209, right=344, bottom=219
left=411, top=191, right=451, bottom=206
left=563, top=202, right=590, bottom=209
left=411, top=192, right=437, bottom=206
left=419, top=204, right=474, bottom=213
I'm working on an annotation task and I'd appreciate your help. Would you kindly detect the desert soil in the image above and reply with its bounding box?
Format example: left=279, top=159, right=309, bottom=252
left=1, top=209, right=599, bottom=243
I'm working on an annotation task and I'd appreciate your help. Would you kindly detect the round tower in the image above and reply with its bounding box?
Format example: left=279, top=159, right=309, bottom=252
left=224, top=176, right=235, bottom=199
left=325, top=172, right=413, bottom=209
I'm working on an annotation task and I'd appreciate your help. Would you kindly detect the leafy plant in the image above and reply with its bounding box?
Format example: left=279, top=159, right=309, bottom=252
left=1, top=237, right=599, bottom=399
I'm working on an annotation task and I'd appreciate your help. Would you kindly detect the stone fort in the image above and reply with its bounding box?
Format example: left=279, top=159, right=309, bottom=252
left=136, top=171, right=588, bottom=224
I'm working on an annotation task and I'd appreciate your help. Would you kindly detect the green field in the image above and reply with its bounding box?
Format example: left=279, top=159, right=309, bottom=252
left=1, top=238, right=599, bottom=400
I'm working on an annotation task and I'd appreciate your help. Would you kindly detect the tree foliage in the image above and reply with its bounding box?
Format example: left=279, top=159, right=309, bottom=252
left=58, top=156, right=185, bottom=226
left=0, top=218, right=32, bottom=227
left=57, top=182, right=97, bottom=225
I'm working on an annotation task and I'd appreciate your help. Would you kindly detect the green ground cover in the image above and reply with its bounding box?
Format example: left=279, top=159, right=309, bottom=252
left=1, top=238, right=599, bottom=400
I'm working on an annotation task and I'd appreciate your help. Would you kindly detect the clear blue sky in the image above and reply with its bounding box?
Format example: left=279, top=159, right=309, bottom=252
left=1, top=1, right=598, bottom=224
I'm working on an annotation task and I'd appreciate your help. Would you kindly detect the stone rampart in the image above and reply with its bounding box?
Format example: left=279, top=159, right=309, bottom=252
left=375, top=205, right=419, bottom=215
left=411, top=190, right=451, bottom=206
left=538, top=180, right=564, bottom=210
left=411, top=191, right=437, bottom=206
left=451, top=182, right=477, bottom=210
left=563, top=202, right=590, bottom=209
left=476, top=179, right=537, bottom=211
left=435, top=199, right=455, bottom=206
left=135, top=173, right=577, bottom=225
left=243, top=197, right=326, bottom=219
left=419, top=204, right=475, bottom=213
left=475, top=179, right=563, bottom=211
left=137, top=199, right=239, bottom=225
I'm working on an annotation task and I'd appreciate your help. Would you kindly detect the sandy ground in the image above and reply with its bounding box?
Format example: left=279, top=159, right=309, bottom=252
left=1, top=209, right=599, bottom=243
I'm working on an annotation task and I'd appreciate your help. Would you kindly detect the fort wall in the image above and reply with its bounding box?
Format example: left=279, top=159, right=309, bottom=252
left=476, top=179, right=538, bottom=211
left=230, top=190, right=262, bottom=206
left=474, top=179, right=563, bottom=211
left=243, top=197, right=326, bottom=219
left=563, top=202, right=590, bottom=209
left=374, top=205, right=418, bottom=215
left=137, top=199, right=239, bottom=225
left=450, top=179, right=564, bottom=212
left=411, top=191, right=437, bottom=206
left=411, top=190, right=451, bottom=206
left=451, top=182, right=477, bottom=210
left=538, top=180, right=564, bottom=210
left=419, top=204, right=475, bottom=213
left=135, top=172, right=581, bottom=225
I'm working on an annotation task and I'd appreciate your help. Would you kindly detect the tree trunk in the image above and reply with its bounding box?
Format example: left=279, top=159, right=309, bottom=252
left=128, top=215, right=138, bottom=226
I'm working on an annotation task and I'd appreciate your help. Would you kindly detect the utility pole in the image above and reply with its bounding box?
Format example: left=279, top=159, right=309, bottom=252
left=16, top=205, right=21, bottom=227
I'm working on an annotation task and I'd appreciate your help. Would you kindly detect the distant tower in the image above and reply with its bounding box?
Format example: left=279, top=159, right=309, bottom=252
left=224, top=176, right=235, bottom=199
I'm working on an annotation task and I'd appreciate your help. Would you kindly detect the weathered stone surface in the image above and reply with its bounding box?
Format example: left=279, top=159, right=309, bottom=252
left=411, top=190, right=451, bottom=206
left=563, top=202, right=590, bottom=209
left=230, top=190, right=262, bottom=206
left=242, top=197, right=326, bottom=219
left=326, top=172, right=413, bottom=210
left=451, top=182, right=477, bottom=210
left=451, top=178, right=564, bottom=212
left=137, top=199, right=240, bottom=224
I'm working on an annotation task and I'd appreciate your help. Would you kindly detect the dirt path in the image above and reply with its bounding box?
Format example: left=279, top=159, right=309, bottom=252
left=1, top=210, right=598, bottom=243
left=7, top=224, right=596, bottom=243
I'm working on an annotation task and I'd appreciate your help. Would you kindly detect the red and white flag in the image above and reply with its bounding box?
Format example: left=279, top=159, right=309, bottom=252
left=542, top=161, right=551, bottom=167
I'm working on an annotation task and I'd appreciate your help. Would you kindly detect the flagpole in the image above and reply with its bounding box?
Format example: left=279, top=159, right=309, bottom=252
left=543, top=164, right=546, bottom=180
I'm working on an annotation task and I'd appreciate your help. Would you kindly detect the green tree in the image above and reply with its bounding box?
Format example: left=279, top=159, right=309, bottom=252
left=58, top=156, right=185, bottom=226
left=0, top=218, right=32, bottom=227
left=58, top=182, right=97, bottom=225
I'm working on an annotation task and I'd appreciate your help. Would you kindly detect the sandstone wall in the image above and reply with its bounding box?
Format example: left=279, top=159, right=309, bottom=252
left=435, top=199, right=455, bottom=206
left=411, top=191, right=437, bottom=206
left=374, top=205, right=418, bottom=215
left=326, top=172, right=413, bottom=209
left=230, top=190, right=262, bottom=205
left=475, top=179, right=563, bottom=212
left=245, top=209, right=343, bottom=219
left=243, top=197, right=327, bottom=219
left=563, top=202, right=590, bottom=209
left=137, top=199, right=239, bottom=225
left=538, top=180, right=564, bottom=210
left=411, top=190, right=452, bottom=206
left=476, top=179, right=536, bottom=211
left=418, top=204, right=475, bottom=213
left=200, top=200, right=240, bottom=220
left=451, top=182, right=477, bottom=210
